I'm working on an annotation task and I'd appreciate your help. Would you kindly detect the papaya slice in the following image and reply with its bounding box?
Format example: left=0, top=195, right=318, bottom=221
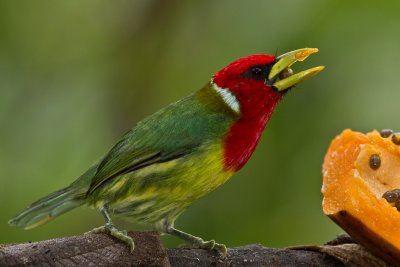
left=322, top=129, right=400, bottom=265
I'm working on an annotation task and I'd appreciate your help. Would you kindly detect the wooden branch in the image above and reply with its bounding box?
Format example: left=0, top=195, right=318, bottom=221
left=0, top=232, right=391, bottom=267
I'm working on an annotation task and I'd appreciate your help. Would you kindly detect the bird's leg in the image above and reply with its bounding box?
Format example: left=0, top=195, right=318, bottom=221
left=86, top=206, right=134, bottom=253
left=166, top=226, right=227, bottom=258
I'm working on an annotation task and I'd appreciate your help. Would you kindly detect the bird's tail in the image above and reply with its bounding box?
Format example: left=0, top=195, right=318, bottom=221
left=8, top=185, right=86, bottom=230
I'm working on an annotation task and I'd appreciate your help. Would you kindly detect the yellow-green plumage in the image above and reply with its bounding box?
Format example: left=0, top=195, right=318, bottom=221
left=9, top=82, right=237, bottom=232
left=86, top=83, right=237, bottom=229
left=98, top=143, right=233, bottom=229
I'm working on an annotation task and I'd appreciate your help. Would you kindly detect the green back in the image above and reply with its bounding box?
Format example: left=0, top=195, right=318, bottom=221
left=87, top=83, right=238, bottom=194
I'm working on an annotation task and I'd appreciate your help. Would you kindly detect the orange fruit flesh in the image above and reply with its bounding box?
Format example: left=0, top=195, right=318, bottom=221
left=322, top=129, right=400, bottom=264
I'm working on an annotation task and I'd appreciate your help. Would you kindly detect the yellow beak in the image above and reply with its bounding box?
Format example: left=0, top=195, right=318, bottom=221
left=269, top=48, right=325, bottom=92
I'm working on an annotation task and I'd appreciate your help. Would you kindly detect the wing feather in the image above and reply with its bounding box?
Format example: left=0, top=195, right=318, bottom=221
left=86, top=89, right=235, bottom=195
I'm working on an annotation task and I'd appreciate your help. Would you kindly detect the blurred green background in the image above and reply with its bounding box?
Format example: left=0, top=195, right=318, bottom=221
left=2, top=0, right=400, bottom=248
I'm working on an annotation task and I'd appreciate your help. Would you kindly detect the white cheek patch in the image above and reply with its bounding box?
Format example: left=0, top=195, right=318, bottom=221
left=211, top=82, right=240, bottom=114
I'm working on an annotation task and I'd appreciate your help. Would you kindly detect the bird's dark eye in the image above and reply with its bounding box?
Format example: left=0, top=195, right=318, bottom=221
left=242, top=64, right=270, bottom=81
left=251, top=67, right=263, bottom=76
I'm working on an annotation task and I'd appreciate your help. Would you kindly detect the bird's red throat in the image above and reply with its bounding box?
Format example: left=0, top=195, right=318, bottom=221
left=213, top=76, right=283, bottom=171
left=212, top=54, right=284, bottom=171
left=222, top=85, right=282, bottom=171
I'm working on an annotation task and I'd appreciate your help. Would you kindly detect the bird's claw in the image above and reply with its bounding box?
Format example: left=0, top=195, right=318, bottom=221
left=86, top=223, right=135, bottom=253
left=210, top=242, right=227, bottom=259
left=184, top=239, right=227, bottom=259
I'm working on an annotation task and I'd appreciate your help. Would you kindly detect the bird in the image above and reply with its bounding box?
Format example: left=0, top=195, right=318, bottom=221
left=9, top=48, right=324, bottom=257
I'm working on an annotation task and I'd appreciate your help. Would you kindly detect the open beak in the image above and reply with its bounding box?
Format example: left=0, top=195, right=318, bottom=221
left=268, top=48, right=325, bottom=92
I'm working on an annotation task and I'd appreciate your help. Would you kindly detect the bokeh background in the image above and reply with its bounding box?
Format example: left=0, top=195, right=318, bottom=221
left=2, top=0, right=400, bottom=248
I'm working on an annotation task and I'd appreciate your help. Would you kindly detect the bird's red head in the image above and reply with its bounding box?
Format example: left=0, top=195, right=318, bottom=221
left=212, top=54, right=283, bottom=119
left=213, top=54, right=276, bottom=90
left=211, top=50, right=324, bottom=171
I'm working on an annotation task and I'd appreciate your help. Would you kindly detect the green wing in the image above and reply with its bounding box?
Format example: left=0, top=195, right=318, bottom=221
left=87, top=144, right=198, bottom=195
left=87, top=91, right=235, bottom=195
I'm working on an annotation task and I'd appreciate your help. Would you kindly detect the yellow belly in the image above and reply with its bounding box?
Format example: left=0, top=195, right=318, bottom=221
left=92, top=143, right=234, bottom=225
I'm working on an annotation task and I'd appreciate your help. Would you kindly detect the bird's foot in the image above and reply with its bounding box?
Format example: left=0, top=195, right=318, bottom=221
left=184, top=238, right=227, bottom=258
left=86, top=223, right=134, bottom=253
left=166, top=226, right=227, bottom=259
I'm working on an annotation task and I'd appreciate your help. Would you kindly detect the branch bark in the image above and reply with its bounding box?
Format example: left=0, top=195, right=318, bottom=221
left=0, top=232, right=391, bottom=267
